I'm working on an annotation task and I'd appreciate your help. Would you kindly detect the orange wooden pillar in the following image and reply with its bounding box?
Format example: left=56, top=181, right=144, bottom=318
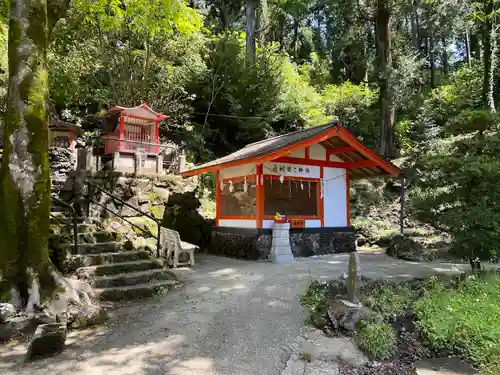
left=319, top=166, right=324, bottom=227
left=215, top=170, right=221, bottom=227
left=346, top=170, right=350, bottom=226
left=256, top=164, right=264, bottom=228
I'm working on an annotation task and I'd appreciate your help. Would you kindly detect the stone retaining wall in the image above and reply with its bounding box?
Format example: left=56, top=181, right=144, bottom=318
left=210, top=229, right=356, bottom=260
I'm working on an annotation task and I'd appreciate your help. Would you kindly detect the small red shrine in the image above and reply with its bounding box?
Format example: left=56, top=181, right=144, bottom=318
left=95, top=103, right=169, bottom=174
left=100, top=103, right=168, bottom=155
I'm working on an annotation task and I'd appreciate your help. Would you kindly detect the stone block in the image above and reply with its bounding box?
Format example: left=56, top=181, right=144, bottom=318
left=26, top=324, right=67, bottom=361
left=0, top=303, right=16, bottom=323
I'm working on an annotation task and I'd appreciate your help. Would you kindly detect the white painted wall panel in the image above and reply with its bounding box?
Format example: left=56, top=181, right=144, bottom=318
left=220, top=163, right=256, bottom=179
left=309, top=144, right=326, bottom=160
left=218, top=219, right=257, bottom=228
left=289, top=148, right=305, bottom=158
left=305, top=220, right=322, bottom=228
left=323, top=167, right=347, bottom=227
left=262, top=220, right=274, bottom=229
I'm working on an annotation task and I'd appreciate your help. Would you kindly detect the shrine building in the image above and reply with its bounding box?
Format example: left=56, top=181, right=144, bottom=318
left=182, top=121, right=402, bottom=259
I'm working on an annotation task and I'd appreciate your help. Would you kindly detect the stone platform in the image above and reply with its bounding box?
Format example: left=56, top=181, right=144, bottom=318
left=210, top=227, right=356, bottom=260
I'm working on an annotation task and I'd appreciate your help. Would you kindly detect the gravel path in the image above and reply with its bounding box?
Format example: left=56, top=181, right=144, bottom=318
left=0, top=254, right=469, bottom=375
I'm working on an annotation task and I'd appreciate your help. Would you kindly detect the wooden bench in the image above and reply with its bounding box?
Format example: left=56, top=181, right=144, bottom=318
left=160, top=228, right=197, bottom=268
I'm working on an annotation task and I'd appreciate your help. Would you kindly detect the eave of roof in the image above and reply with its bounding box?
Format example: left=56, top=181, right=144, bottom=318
left=182, top=121, right=401, bottom=179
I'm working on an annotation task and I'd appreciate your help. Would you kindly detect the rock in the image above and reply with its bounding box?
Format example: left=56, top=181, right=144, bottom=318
left=69, top=304, right=108, bottom=329
left=0, top=303, right=16, bottom=323
left=357, top=235, right=367, bottom=247
left=301, top=334, right=368, bottom=367
left=0, top=312, right=58, bottom=342
left=340, top=307, right=378, bottom=331
left=26, top=324, right=67, bottom=361
left=0, top=316, right=32, bottom=342
left=327, top=299, right=379, bottom=332
left=387, top=235, right=424, bottom=261
left=414, top=357, right=477, bottom=375
left=305, top=360, right=340, bottom=375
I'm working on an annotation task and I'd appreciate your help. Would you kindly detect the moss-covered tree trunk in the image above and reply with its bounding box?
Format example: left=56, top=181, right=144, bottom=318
left=0, top=0, right=54, bottom=307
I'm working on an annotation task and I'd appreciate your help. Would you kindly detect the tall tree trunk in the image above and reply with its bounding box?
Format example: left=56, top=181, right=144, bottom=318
left=292, top=18, right=299, bottom=57
left=470, top=32, right=481, bottom=60
left=376, top=0, right=394, bottom=158
left=442, top=37, right=448, bottom=78
left=411, top=0, right=419, bottom=50
left=0, top=0, right=54, bottom=306
left=246, top=0, right=258, bottom=63
left=429, top=31, right=436, bottom=88
left=465, top=28, right=472, bottom=67
left=482, top=0, right=496, bottom=112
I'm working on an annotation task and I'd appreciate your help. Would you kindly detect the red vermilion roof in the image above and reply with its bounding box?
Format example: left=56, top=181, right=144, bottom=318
left=182, top=121, right=401, bottom=179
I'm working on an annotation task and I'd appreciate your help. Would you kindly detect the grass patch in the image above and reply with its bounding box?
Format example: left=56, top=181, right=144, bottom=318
left=356, top=322, right=397, bottom=360
left=413, top=271, right=500, bottom=367
left=361, top=280, right=415, bottom=320
left=299, top=351, right=313, bottom=362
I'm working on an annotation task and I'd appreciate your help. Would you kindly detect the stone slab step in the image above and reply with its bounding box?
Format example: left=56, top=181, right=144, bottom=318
left=49, top=232, right=118, bottom=248
left=51, top=223, right=96, bottom=234
left=50, top=216, right=86, bottom=225
left=75, top=251, right=150, bottom=267
left=95, top=280, right=181, bottom=301
left=77, top=259, right=163, bottom=277
left=60, top=241, right=123, bottom=255
left=91, top=268, right=175, bottom=288
left=69, top=231, right=119, bottom=244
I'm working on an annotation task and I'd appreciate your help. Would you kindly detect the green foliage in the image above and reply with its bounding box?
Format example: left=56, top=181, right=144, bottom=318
left=356, top=322, right=397, bottom=360
left=411, top=129, right=500, bottom=262
left=321, top=82, right=378, bottom=147
left=414, top=272, right=500, bottom=366
left=300, top=279, right=328, bottom=328
left=445, top=109, right=498, bottom=135
left=361, top=281, right=413, bottom=320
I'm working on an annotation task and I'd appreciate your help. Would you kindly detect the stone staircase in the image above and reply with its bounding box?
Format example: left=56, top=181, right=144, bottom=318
left=49, top=204, right=181, bottom=301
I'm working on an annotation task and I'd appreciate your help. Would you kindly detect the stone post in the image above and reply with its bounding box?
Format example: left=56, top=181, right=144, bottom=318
left=76, top=146, right=94, bottom=172
left=268, top=222, right=295, bottom=263
left=112, top=152, right=120, bottom=173
left=178, top=151, right=186, bottom=174
left=347, top=252, right=362, bottom=304
left=156, top=154, right=164, bottom=174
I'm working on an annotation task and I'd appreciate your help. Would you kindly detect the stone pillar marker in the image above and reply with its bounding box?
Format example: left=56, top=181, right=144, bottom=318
left=347, top=251, right=362, bottom=304
left=268, top=222, right=295, bottom=263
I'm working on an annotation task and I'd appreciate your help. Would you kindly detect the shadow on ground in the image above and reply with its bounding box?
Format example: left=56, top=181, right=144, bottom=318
left=0, top=254, right=472, bottom=375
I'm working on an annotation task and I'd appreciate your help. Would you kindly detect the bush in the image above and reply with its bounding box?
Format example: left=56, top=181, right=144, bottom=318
left=300, top=279, right=328, bottom=328
left=356, top=322, right=397, bottom=360
left=414, top=272, right=500, bottom=366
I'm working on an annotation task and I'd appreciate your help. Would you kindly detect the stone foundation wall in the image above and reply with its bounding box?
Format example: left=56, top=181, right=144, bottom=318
left=210, top=229, right=356, bottom=260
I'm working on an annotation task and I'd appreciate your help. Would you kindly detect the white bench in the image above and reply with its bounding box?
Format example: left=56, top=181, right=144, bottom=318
left=160, top=228, right=197, bottom=268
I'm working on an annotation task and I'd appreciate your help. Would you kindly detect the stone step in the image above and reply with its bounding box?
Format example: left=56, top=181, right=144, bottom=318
left=75, top=251, right=150, bottom=267
left=60, top=241, right=123, bottom=255
left=51, top=223, right=96, bottom=234
left=80, top=231, right=120, bottom=244
left=50, top=205, right=67, bottom=213
left=90, top=268, right=174, bottom=288
left=50, top=216, right=86, bottom=225
left=50, top=231, right=118, bottom=248
left=76, top=259, right=163, bottom=277
left=95, top=280, right=180, bottom=301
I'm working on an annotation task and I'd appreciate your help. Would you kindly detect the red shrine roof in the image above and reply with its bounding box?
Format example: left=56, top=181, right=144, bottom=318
left=182, top=121, right=401, bottom=179
left=94, top=103, right=168, bottom=133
